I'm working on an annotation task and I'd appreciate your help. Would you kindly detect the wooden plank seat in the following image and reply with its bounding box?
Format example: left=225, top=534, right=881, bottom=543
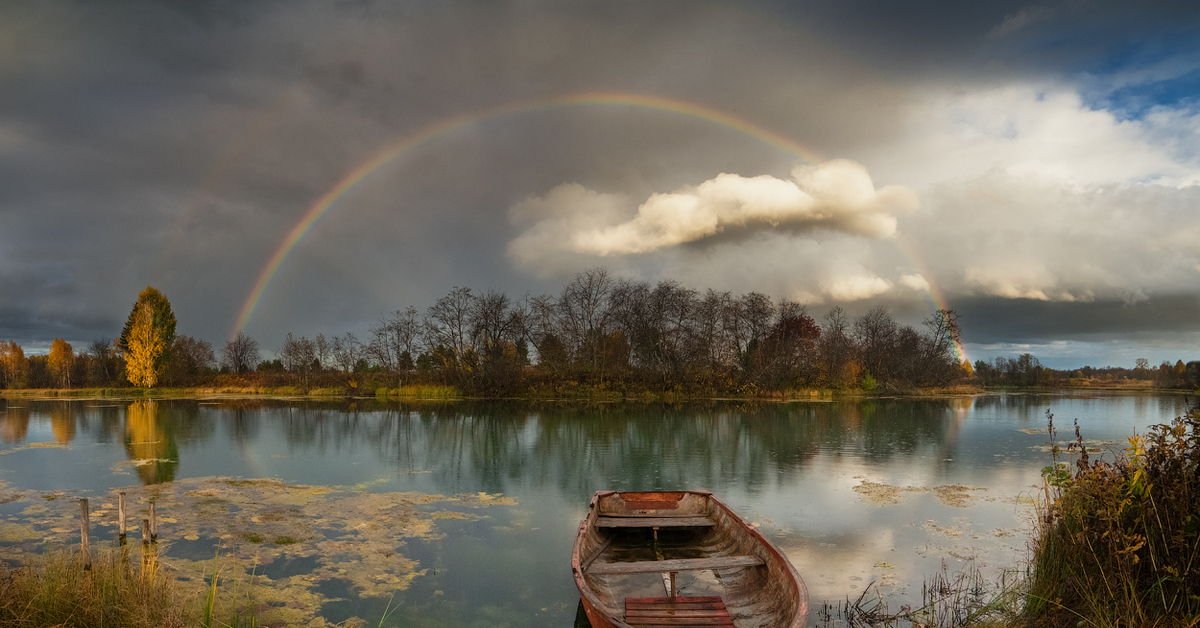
left=624, top=596, right=734, bottom=627
left=596, top=516, right=716, bottom=528
left=588, top=555, right=764, bottom=575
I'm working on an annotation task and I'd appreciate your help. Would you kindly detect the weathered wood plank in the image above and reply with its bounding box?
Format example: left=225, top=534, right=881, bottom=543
left=627, top=608, right=731, bottom=618
left=626, top=601, right=727, bottom=610
left=626, top=619, right=733, bottom=626
left=626, top=596, right=723, bottom=604
left=590, top=554, right=763, bottom=574
left=596, top=516, right=715, bottom=528
left=624, top=596, right=734, bottom=627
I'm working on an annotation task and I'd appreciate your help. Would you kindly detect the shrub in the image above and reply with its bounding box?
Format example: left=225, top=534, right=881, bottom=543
left=1026, top=402, right=1200, bottom=627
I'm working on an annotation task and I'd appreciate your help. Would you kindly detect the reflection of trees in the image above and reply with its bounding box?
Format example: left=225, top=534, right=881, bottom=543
left=124, top=400, right=179, bottom=484
left=50, top=401, right=76, bottom=444
left=230, top=399, right=961, bottom=501
left=0, top=400, right=29, bottom=443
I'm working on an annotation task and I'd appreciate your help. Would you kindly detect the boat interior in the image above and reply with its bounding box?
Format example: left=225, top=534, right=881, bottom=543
left=576, top=491, right=800, bottom=628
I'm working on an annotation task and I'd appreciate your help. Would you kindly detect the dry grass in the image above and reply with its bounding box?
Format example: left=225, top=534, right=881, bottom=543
left=1024, top=403, right=1200, bottom=627
left=0, top=548, right=186, bottom=628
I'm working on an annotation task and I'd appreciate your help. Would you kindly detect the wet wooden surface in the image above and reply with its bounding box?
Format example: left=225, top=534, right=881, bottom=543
left=596, top=516, right=716, bottom=528
left=625, top=596, right=734, bottom=627
left=589, top=555, right=764, bottom=575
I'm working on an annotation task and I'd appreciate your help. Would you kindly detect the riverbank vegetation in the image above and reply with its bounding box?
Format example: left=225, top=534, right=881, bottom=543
left=2, top=269, right=1195, bottom=400
left=1021, top=402, right=1200, bottom=627
left=0, top=548, right=186, bottom=628
left=1, top=269, right=972, bottom=398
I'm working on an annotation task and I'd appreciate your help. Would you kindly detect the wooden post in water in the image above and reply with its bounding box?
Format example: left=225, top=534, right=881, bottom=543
left=79, top=498, right=92, bottom=571
left=141, top=518, right=153, bottom=575
left=118, top=492, right=127, bottom=545
left=149, top=501, right=157, bottom=542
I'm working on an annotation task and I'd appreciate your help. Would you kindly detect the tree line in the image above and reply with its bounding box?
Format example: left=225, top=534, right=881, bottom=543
left=3, top=272, right=1195, bottom=395
left=972, top=354, right=1200, bottom=389
left=0, top=269, right=972, bottom=396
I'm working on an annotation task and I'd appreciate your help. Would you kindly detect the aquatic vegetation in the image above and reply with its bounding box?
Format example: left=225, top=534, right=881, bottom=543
left=0, top=477, right=518, bottom=627
left=852, top=480, right=988, bottom=508
left=817, top=562, right=1022, bottom=628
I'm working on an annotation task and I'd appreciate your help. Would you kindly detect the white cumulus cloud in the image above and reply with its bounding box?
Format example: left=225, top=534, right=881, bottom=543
left=508, top=159, right=918, bottom=266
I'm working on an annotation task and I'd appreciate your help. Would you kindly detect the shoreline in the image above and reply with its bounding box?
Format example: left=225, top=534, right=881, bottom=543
left=0, top=383, right=1189, bottom=403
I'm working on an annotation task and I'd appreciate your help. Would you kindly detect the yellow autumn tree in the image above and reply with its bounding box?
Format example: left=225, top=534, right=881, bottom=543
left=0, top=340, right=29, bottom=389
left=126, top=303, right=166, bottom=388
left=48, top=338, right=74, bottom=388
left=118, top=286, right=176, bottom=385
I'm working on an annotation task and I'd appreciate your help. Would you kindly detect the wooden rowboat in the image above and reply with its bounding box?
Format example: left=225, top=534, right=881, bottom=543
left=571, top=490, right=807, bottom=628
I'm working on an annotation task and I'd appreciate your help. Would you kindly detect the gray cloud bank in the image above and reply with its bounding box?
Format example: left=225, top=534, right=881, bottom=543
left=1, top=0, right=1198, bottom=367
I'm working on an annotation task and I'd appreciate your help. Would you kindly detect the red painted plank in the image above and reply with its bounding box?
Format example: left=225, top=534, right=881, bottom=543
left=625, top=619, right=733, bottom=625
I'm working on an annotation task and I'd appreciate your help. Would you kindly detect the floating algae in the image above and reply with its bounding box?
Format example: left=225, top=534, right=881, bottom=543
left=853, top=481, right=987, bottom=507
left=0, top=441, right=69, bottom=454
left=852, top=481, right=926, bottom=504
left=0, top=476, right=518, bottom=627
left=932, top=485, right=987, bottom=508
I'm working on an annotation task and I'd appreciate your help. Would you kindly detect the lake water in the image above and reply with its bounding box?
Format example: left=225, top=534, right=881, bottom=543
left=0, top=393, right=1191, bottom=627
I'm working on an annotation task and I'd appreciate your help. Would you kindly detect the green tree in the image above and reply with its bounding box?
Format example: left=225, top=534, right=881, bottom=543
left=126, top=303, right=167, bottom=388
left=118, top=287, right=176, bottom=381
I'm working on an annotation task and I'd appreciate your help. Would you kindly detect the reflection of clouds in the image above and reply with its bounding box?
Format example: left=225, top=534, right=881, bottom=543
left=0, top=395, right=1179, bottom=614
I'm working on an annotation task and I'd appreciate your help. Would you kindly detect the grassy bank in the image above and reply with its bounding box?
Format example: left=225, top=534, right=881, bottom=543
left=0, top=383, right=987, bottom=401
left=1022, top=402, right=1200, bottom=627
left=0, top=548, right=187, bottom=628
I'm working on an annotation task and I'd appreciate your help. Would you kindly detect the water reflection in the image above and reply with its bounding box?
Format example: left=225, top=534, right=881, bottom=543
left=0, top=393, right=1192, bottom=627
left=123, top=400, right=179, bottom=484
left=0, top=401, right=29, bottom=443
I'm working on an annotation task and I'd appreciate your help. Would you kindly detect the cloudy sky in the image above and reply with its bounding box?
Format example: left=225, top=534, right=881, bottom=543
left=2, top=0, right=1199, bottom=368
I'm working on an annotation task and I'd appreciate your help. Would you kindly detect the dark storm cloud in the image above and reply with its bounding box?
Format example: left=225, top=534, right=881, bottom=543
left=0, top=0, right=1197, bottom=366
left=957, top=295, right=1200, bottom=345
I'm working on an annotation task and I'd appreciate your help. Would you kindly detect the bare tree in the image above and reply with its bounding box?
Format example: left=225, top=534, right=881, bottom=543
left=368, top=307, right=422, bottom=384
left=853, top=305, right=898, bottom=383
left=424, top=287, right=476, bottom=374
left=819, top=307, right=853, bottom=387
left=222, top=332, right=259, bottom=374
left=559, top=267, right=615, bottom=373
left=331, top=333, right=361, bottom=373
left=87, top=338, right=114, bottom=385
left=694, top=289, right=732, bottom=371
left=314, top=333, right=330, bottom=370
left=279, top=333, right=317, bottom=384
left=167, top=335, right=215, bottom=385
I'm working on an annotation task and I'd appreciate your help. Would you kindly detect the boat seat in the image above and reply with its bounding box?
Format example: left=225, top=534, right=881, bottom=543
left=588, top=555, right=764, bottom=575
left=624, top=596, right=733, bottom=627
left=596, top=516, right=715, bottom=528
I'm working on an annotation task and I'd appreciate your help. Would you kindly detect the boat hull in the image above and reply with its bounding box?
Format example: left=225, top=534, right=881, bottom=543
left=571, top=490, right=807, bottom=628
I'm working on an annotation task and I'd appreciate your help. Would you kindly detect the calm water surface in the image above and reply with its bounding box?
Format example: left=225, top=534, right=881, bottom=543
left=0, top=393, right=1190, bottom=626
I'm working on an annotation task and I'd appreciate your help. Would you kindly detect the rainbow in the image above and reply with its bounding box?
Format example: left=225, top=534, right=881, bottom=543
left=231, top=91, right=963, bottom=361
left=894, top=235, right=970, bottom=364
left=232, top=92, right=824, bottom=337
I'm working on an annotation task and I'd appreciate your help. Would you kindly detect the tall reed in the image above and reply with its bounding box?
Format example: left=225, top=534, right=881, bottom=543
left=1025, top=402, right=1200, bottom=627
left=0, top=547, right=185, bottom=628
